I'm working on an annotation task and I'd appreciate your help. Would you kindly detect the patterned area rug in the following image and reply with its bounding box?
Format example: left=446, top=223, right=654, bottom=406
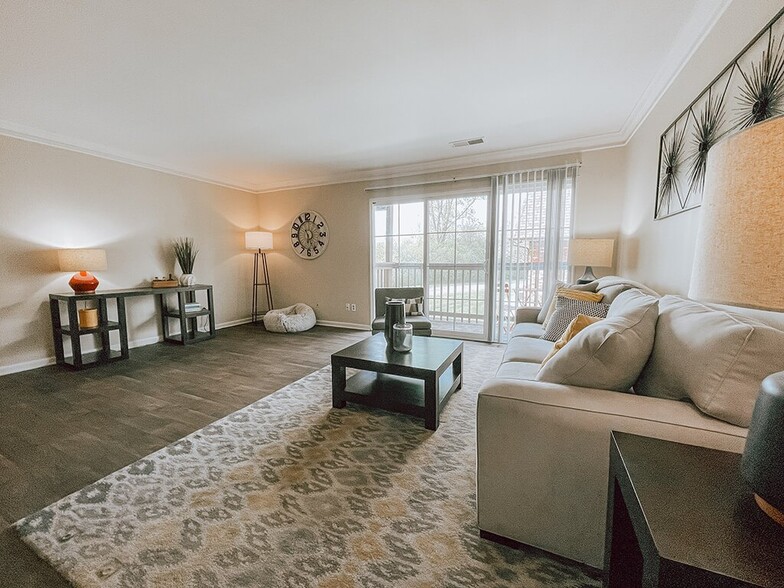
left=15, top=342, right=599, bottom=587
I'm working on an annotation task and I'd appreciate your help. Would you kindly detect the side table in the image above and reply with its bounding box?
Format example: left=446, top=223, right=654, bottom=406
left=604, top=432, right=784, bottom=587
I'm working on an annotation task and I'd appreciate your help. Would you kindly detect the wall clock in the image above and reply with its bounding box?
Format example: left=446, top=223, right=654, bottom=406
left=290, top=210, right=329, bottom=259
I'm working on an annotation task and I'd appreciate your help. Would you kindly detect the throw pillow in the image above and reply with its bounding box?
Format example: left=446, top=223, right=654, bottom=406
left=541, top=314, right=603, bottom=366
left=536, top=281, right=565, bottom=324
left=538, top=290, right=659, bottom=391
left=634, top=295, right=784, bottom=427
left=540, top=296, right=609, bottom=342
left=385, top=296, right=424, bottom=316
left=541, top=285, right=604, bottom=327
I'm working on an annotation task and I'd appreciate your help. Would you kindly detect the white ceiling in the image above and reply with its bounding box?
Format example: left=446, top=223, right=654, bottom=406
left=0, top=1, right=731, bottom=193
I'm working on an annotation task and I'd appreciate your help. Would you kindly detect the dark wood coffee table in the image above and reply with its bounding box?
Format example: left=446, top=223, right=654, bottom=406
left=331, top=333, right=463, bottom=430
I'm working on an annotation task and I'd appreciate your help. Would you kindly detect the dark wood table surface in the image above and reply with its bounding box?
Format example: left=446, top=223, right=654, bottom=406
left=331, top=333, right=462, bottom=430
left=604, top=432, right=784, bottom=587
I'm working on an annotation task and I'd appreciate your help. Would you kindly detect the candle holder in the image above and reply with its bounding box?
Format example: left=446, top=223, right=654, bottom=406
left=392, top=322, right=413, bottom=352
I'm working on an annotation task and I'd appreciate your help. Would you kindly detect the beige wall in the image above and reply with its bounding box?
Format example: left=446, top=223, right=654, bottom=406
left=258, top=148, right=626, bottom=327
left=618, top=0, right=783, bottom=294
left=0, top=135, right=258, bottom=374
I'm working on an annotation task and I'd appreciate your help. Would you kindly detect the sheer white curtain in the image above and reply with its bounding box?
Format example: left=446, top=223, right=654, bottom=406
left=492, top=166, right=576, bottom=342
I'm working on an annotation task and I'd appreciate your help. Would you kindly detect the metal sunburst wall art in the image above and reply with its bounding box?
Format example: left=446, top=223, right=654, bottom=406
left=655, top=7, right=784, bottom=219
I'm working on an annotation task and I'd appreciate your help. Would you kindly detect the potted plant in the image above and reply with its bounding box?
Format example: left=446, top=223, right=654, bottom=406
left=173, top=237, right=199, bottom=286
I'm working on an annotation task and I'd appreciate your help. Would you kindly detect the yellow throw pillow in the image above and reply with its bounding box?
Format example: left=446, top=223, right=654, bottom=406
left=541, top=314, right=603, bottom=366
left=542, top=287, right=604, bottom=327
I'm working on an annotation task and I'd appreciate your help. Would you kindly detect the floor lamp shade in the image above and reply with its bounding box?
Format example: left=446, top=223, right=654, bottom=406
left=58, top=249, right=107, bottom=293
left=688, top=115, right=784, bottom=310
left=245, top=231, right=273, bottom=251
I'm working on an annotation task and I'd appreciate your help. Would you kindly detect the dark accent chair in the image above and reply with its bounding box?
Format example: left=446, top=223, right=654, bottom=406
left=371, top=287, right=432, bottom=336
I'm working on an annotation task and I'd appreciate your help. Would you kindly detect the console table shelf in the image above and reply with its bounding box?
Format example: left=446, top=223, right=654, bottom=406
left=49, top=284, right=215, bottom=369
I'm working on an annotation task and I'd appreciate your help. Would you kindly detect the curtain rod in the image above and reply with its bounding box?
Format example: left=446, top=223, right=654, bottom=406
left=364, top=162, right=582, bottom=192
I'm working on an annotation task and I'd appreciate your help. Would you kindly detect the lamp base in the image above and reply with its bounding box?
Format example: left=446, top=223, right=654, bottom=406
left=576, top=266, right=597, bottom=284
left=69, top=271, right=99, bottom=293
left=755, top=493, right=784, bottom=527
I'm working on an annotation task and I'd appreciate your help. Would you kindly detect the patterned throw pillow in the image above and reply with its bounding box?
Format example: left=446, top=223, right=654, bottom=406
left=541, top=296, right=609, bottom=342
left=386, top=297, right=425, bottom=316
left=541, top=285, right=604, bottom=327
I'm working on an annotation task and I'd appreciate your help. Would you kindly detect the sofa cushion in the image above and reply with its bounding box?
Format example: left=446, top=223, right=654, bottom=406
left=509, top=322, right=546, bottom=339
left=595, top=276, right=659, bottom=303
left=495, top=361, right=541, bottom=381
left=537, top=290, right=658, bottom=391
left=503, top=336, right=554, bottom=364
left=634, top=295, right=784, bottom=427
left=541, top=314, right=603, bottom=366
left=538, top=281, right=600, bottom=325
left=537, top=281, right=566, bottom=324
left=541, top=296, right=609, bottom=342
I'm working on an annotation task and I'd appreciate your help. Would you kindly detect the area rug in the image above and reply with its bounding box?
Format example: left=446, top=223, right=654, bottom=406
left=15, top=343, right=599, bottom=587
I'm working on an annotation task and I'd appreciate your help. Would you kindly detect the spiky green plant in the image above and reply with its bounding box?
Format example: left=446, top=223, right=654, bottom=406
left=735, top=35, right=784, bottom=129
left=687, top=93, right=726, bottom=198
left=173, top=237, right=198, bottom=274
left=657, top=125, right=686, bottom=217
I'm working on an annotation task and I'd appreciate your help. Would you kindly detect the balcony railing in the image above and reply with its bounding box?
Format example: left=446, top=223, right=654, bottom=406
left=376, top=262, right=560, bottom=339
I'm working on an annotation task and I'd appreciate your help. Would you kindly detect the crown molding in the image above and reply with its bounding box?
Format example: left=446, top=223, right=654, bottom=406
left=0, top=120, right=258, bottom=193
left=617, top=0, right=733, bottom=141
left=253, top=130, right=629, bottom=193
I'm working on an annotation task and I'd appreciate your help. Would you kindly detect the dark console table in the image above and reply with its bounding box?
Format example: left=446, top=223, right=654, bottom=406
left=604, top=432, right=784, bottom=588
left=49, top=284, right=215, bottom=369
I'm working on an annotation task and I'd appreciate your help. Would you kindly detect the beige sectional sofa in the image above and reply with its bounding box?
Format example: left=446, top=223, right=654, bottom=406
left=476, top=276, right=784, bottom=568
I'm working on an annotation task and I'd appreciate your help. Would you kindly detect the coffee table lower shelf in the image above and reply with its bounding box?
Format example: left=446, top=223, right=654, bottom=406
left=340, top=370, right=460, bottom=425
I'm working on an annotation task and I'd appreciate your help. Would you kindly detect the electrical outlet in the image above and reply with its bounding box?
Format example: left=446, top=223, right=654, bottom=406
left=350, top=303, right=357, bottom=312
left=345, top=303, right=351, bottom=311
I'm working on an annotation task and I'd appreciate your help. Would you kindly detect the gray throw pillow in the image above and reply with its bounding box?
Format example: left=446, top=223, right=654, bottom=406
left=536, top=280, right=597, bottom=324
left=540, top=296, right=609, bottom=342
left=634, top=296, right=784, bottom=427
left=537, top=289, right=659, bottom=391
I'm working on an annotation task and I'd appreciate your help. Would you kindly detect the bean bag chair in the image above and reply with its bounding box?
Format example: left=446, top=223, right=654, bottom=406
left=263, top=303, right=317, bottom=333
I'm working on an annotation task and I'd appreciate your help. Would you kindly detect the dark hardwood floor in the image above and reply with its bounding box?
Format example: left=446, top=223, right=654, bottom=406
left=0, top=324, right=370, bottom=587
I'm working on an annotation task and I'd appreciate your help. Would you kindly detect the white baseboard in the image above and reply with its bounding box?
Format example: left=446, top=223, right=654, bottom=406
left=0, top=356, right=57, bottom=375
left=0, top=317, right=255, bottom=376
left=315, top=320, right=371, bottom=331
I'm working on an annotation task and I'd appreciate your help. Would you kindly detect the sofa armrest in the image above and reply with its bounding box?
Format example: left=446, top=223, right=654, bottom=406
left=476, top=378, right=747, bottom=567
left=515, top=307, right=541, bottom=324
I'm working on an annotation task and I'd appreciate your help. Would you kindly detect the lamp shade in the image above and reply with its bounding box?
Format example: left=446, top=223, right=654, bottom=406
left=568, top=239, right=614, bottom=267
left=689, top=115, right=784, bottom=310
left=57, top=249, right=107, bottom=272
left=245, top=231, right=273, bottom=251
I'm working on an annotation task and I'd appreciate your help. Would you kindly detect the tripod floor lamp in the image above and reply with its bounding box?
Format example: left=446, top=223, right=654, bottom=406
left=245, top=231, right=274, bottom=323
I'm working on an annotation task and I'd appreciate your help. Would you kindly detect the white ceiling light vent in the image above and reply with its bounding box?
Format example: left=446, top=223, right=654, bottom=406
left=449, top=137, right=485, bottom=148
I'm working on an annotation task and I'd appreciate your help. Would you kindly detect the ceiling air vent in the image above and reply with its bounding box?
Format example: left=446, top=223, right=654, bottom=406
left=450, top=137, right=485, bottom=148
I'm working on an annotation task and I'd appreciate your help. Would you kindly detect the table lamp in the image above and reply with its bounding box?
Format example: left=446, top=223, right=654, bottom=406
left=688, top=115, right=784, bottom=527
left=245, top=231, right=274, bottom=323
left=58, top=249, right=107, bottom=293
left=568, top=239, right=614, bottom=283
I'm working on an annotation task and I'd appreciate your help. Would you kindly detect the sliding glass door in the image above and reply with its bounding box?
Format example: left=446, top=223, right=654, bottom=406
left=372, top=192, right=491, bottom=340
left=371, top=165, right=576, bottom=342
